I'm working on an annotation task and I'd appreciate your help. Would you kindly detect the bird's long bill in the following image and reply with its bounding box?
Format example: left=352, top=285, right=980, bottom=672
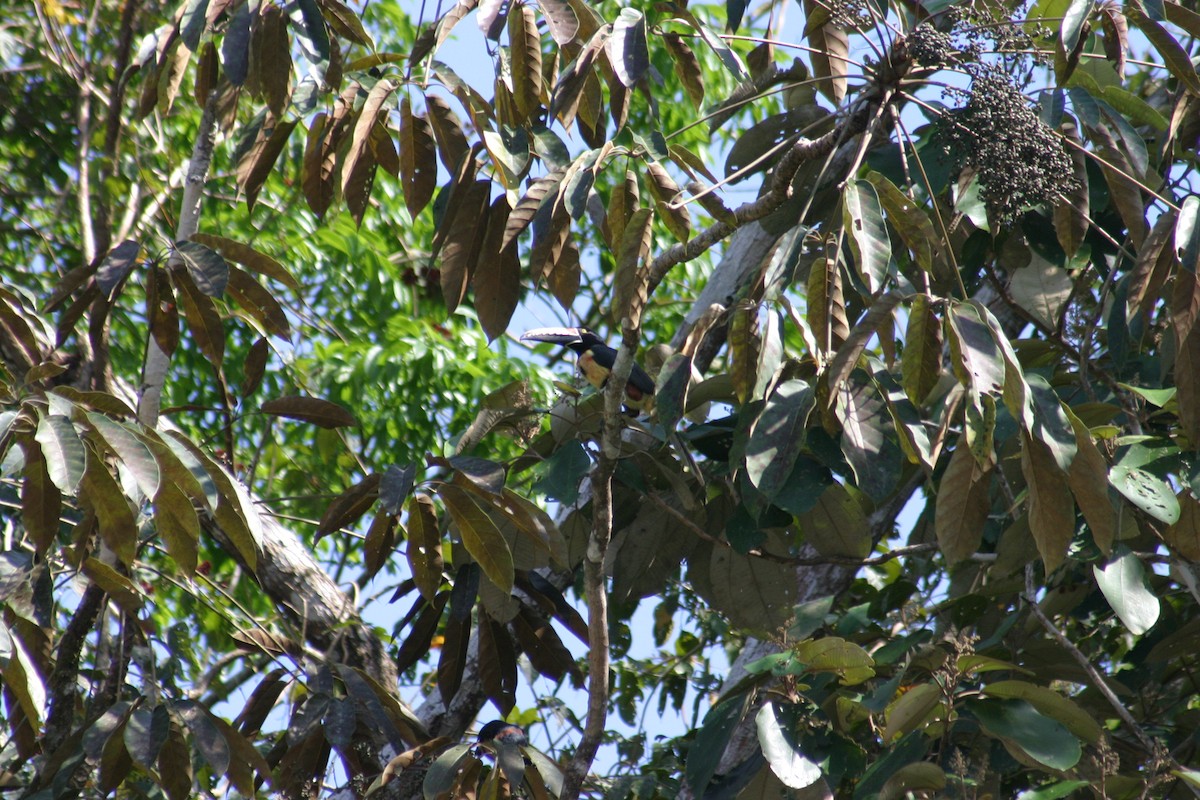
left=519, top=326, right=585, bottom=345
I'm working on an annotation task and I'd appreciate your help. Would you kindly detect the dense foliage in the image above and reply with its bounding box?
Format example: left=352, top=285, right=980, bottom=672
left=3, top=0, right=1200, bottom=796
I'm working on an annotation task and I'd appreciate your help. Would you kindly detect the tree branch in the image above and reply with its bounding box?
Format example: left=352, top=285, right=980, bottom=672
left=137, top=89, right=220, bottom=428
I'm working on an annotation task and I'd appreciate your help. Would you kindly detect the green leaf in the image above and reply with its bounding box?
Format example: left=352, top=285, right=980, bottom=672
left=687, top=693, right=748, bottom=795
left=946, top=303, right=1006, bottom=397
left=655, top=353, right=692, bottom=432
left=837, top=371, right=901, bottom=502
left=843, top=180, right=891, bottom=293
left=439, top=484, right=514, bottom=593
left=882, top=683, right=941, bottom=741
left=981, top=680, right=1102, bottom=742
left=901, top=295, right=942, bottom=405
left=1127, top=5, right=1200, bottom=94
left=745, top=380, right=814, bottom=500
left=1, top=627, right=46, bottom=728
left=796, top=483, right=871, bottom=558
left=968, top=698, right=1082, bottom=770
left=533, top=440, right=590, bottom=505
left=607, top=8, right=649, bottom=88
left=1094, top=545, right=1160, bottom=634
left=87, top=413, right=160, bottom=500
left=794, top=637, right=876, bottom=684
left=1028, top=374, right=1077, bottom=472
left=756, top=701, right=821, bottom=789
left=866, top=171, right=937, bottom=276
left=1109, top=464, right=1180, bottom=524
left=35, top=414, right=86, bottom=495
left=175, top=240, right=229, bottom=297
left=422, top=743, right=474, bottom=799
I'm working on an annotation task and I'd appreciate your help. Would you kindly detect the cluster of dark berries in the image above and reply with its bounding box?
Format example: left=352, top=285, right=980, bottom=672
left=907, top=24, right=956, bottom=66
left=825, top=0, right=874, bottom=31
left=934, top=66, right=1078, bottom=222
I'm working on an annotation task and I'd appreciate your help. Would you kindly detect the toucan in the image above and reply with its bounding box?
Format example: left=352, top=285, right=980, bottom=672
left=477, top=720, right=529, bottom=747
left=521, top=327, right=655, bottom=414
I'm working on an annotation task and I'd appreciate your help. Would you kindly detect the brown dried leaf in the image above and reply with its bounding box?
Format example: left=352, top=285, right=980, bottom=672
left=508, top=3, right=543, bottom=123
left=474, top=196, right=521, bottom=341
left=407, top=493, right=445, bottom=600
left=1053, top=121, right=1089, bottom=258
left=1128, top=210, right=1178, bottom=319
left=238, top=116, right=299, bottom=212
left=439, top=180, right=492, bottom=313
left=612, top=206, right=653, bottom=327
left=1065, top=412, right=1116, bottom=554
left=425, top=92, right=471, bottom=172
left=935, top=443, right=992, bottom=566
left=317, top=473, right=381, bottom=539
left=173, top=271, right=225, bottom=368
left=225, top=266, right=290, bottom=338
left=1020, top=433, right=1075, bottom=574
left=399, top=97, right=438, bottom=218
left=262, top=395, right=358, bottom=429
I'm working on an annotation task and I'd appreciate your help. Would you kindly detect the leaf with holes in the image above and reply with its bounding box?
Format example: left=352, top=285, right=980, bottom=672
left=1109, top=464, right=1179, bottom=524
left=843, top=180, right=891, bottom=293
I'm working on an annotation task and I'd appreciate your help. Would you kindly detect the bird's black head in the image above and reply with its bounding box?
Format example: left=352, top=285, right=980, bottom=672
left=477, top=720, right=529, bottom=747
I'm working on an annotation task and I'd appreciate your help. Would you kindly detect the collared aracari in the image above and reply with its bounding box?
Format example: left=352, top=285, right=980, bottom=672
left=521, top=327, right=655, bottom=414
left=477, top=720, right=530, bottom=747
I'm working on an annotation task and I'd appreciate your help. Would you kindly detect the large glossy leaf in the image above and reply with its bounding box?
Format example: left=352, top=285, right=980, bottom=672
left=803, top=0, right=848, bottom=103
left=439, top=484, right=514, bottom=593
left=843, top=180, right=891, bottom=293
left=981, top=681, right=1102, bottom=742
left=35, top=414, right=86, bottom=495
left=663, top=33, right=704, bottom=108
left=946, top=303, right=1006, bottom=397
left=836, top=371, right=901, bottom=502
left=744, top=379, right=813, bottom=499
left=1109, top=463, right=1180, bottom=524
left=399, top=98, right=438, bottom=218
left=756, top=701, right=821, bottom=789
left=607, top=8, right=649, bottom=88
left=535, top=0, right=578, bottom=44
left=1010, top=250, right=1073, bottom=329
left=1065, top=411, right=1117, bottom=553
left=882, top=683, right=941, bottom=741
left=262, top=396, right=357, bottom=428
left=1127, top=5, right=1200, bottom=94
left=612, top=206, right=653, bottom=327
left=190, top=233, right=300, bottom=291
left=707, top=530, right=798, bottom=632
left=866, top=171, right=937, bottom=277
left=968, top=698, right=1081, bottom=770
left=1094, top=546, right=1160, bottom=634
left=686, top=693, right=748, bottom=796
